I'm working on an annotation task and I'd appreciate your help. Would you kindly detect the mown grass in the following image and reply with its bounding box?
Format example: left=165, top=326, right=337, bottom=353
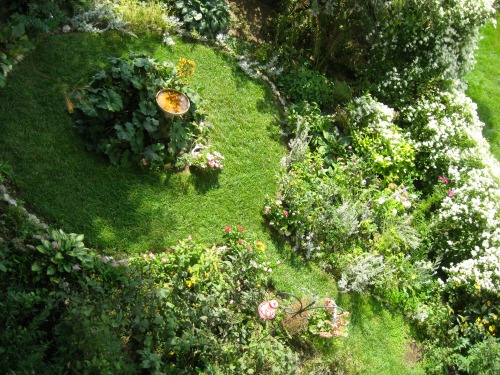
left=0, top=31, right=424, bottom=374
left=466, top=15, right=500, bottom=160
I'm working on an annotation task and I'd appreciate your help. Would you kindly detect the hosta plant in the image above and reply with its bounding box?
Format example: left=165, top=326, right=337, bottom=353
left=175, top=0, right=230, bottom=39
left=31, top=229, right=94, bottom=282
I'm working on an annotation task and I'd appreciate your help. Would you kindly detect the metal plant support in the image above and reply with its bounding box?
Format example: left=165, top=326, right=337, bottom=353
left=276, top=292, right=345, bottom=321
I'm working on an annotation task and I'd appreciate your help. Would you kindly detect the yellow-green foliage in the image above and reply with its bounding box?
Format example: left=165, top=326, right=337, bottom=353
left=116, top=0, right=174, bottom=33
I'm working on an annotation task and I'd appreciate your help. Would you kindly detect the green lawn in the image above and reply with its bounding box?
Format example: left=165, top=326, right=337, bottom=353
left=0, top=31, right=424, bottom=374
left=0, top=32, right=285, bottom=253
left=466, top=15, right=500, bottom=160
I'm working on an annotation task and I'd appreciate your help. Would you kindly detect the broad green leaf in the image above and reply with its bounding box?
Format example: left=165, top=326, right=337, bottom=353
left=47, top=265, right=56, bottom=275
left=36, top=244, right=47, bottom=254
left=106, top=89, right=123, bottom=111
left=31, top=262, right=41, bottom=272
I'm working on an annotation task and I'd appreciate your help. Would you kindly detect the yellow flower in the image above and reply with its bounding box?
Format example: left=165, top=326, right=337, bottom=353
left=186, top=277, right=196, bottom=288
left=489, top=325, right=496, bottom=333
left=255, top=241, right=266, bottom=252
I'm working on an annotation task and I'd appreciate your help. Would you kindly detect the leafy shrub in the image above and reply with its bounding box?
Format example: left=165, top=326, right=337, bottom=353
left=0, top=22, right=34, bottom=88
left=31, top=229, right=94, bottom=283
left=367, top=0, right=496, bottom=104
left=347, top=94, right=416, bottom=183
left=174, top=0, right=231, bottom=39
left=70, top=53, right=207, bottom=170
left=69, top=0, right=134, bottom=35
left=115, top=0, right=176, bottom=34
left=276, top=65, right=337, bottom=109
left=454, top=336, right=500, bottom=375
left=1, top=207, right=300, bottom=373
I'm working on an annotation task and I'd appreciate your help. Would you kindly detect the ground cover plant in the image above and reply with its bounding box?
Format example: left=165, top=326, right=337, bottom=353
left=1, top=0, right=498, bottom=373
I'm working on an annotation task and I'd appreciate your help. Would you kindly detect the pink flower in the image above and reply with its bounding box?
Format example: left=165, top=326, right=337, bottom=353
left=209, top=160, right=215, bottom=168
left=201, top=163, right=207, bottom=169
left=265, top=206, right=271, bottom=213
left=246, top=243, right=251, bottom=250
left=237, top=225, right=244, bottom=232
left=449, top=189, right=455, bottom=198
left=142, top=254, right=147, bottom=260
left=238, top=239, right=243, bottom=245
left=283, top=210, right=289, bottom=217
left=258, top=300, right=279, bottom=320
left=276, top=260, right=281, bottom=265
left=229, top=299, right=234, bottom=304
left=143, top=161, right=148, bottom=166
left=148, top=252, right=155, bottom=259
left=438, top=176, right=449, bottom=184
left=162, top=257, right=168, bottom=263
left=72, top=264, right=81, bottom=271
left=52, top=241, right=59, bottom=248
left=225, top=226, right=231, bottom=233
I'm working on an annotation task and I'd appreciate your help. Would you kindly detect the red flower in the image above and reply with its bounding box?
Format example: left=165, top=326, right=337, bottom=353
left=237, top=225, right=244, bottom=232
left=238, top=239, right=243, bottom=245
left=225, top=226, right=231, bottom=233
left=246, top=243, right=251, bottom=250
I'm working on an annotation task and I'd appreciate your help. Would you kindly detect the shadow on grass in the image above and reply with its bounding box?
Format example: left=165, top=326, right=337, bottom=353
left=188, top=168, right=221, bottom=193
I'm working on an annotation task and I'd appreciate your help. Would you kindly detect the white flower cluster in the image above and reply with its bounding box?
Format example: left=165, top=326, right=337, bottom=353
left=446, top=246, right=500, bottom=293
left=403, top=89, right=493, bottom=174
left=402, top=87, right=500, bottom=293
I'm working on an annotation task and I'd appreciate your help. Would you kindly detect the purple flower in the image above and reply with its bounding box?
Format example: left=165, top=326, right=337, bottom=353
left=52, top=241, right=59, bottom=248
left=72, top=264, right=81, bottom=271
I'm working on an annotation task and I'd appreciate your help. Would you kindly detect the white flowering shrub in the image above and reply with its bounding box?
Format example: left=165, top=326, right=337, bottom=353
left=401, top=89, right=496, bottom=183
left=368, top=0, right=496, bottom=104
left=347, top=94, right=416, bottom=183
